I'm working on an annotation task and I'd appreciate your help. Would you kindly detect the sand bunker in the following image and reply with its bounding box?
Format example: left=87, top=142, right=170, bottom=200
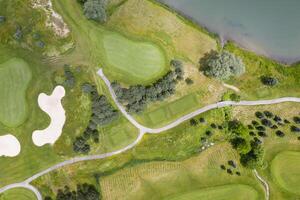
left=32, top=86, right=66, bottom=147
left=0, top=134, right=21, bottom=157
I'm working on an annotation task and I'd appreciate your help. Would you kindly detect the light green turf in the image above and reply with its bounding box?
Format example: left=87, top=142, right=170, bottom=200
left=271, top=151, right=300, bottom=195
left=103, top=33, right=166, bottom=82
left=0, top=58, right=31, bottom=127
left=0, top=188, right=37, bottom=200
left=165, top=184, right=258, bottom=200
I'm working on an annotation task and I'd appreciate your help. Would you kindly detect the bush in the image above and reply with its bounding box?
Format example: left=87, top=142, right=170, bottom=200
left=190, top=119, right=198, bottom=126
left=255, top=111, right=264, bottom=119
left=261, top=76, right=278, bottom=86
left=13, top=26, right=23, bottom=40
left=263, top=111, right=274, bottom=118
left=275, top=130, right=285, bottom=137
left=293, top=116, right=300, bottom=124
left=200, top=51, right=245, bottom=80
left=185, top=78, right=194, bottom=85
left=83, top=0, right=107, bottom=23
left=261, top=119, right=272, bottom=127
left=291, top=125, right=300, bottom=132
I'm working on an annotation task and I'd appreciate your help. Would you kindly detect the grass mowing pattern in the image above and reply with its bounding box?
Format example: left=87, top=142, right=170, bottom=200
left=0, top=58, right=31, bottom=127
left=103, top=33, right=166, bottom=82
left=0, top=188, right=37, bottom=200
left=271, top=151, right=300, bottom=195
left=166, top=184, right=258, bottom=200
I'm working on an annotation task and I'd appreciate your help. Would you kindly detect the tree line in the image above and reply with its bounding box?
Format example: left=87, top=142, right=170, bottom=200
left=73, top=83, right=119, bottom=154
left=44, top=183, right=101, bottom=200
left=112, top=60, right=184, bottom=113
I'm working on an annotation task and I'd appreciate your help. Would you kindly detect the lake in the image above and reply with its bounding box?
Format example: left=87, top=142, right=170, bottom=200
left=160, top=0, right=300, bottom=63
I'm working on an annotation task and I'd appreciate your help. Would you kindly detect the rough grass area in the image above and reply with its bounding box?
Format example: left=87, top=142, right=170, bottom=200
left=103, top=32, right=166, bottom=82
left=0, top=58, right=31, bottom=127
left=0, top=188, right=37, bottom=200
left=166, top=184, right=258, bottom=200
left=271, top=151, right=300, bottom=195
left=232, top=102, right=300, bottom=199
left=225, top=42, right=300, bottom=100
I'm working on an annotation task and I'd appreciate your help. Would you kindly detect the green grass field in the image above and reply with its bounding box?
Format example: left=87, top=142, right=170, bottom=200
left=271, top=151, right=300, bottom=195
left=165, top=184, right=258, bottom=200
left=103, top=32, right=166, bottom=82
left=0, top=58, right=31, bottom=127
left=0, top=188, right=37, bottom=200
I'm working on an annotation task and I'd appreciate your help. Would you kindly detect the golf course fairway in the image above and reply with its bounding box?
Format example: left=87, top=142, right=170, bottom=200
left=103, top=32, right=166, bottom=83
left=0, top=188, right=37, bottom=200
left=165, top=184, right=259, bottom=200
left=271, top=151, right=300, bottom=195
left=0, top=58, right=31, bottom=127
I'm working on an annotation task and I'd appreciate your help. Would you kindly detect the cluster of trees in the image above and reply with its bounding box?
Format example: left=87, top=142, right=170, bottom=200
left=200, top=50, right=245, bottom=80
left=64, top=65, right=76, bottom=88
left=228, top=120, right=264, bottom=169
left=261, top=76, right=278, bottom=86
left=78, top=0, right=107, bottom=23
left=73, top=83, right=119, bottom=154
left=112, top=60, right=184, bottom=113
left=45, top=183, right=101, bottom=200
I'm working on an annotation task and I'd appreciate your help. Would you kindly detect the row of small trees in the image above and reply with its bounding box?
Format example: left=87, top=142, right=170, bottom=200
left=112, top=60, right=184, bottom=113
left=45, top=183, right=101, bottom=200
left=73, top=83, right=119, bottom=154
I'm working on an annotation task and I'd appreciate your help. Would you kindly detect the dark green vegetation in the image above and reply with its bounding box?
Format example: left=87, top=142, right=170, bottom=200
left=112, top=60, right=184, bottom=113
left=201, top=50, right=245, bottom=80
left=45, top=183, right=100, bottom=200
left=73, top=83, right=119, bottom=154
left=83, top=0, right=107, bottom=23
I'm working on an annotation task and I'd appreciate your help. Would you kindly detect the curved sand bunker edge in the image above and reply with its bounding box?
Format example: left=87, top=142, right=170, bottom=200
left=0, top=134, right=21, bottom=157
left=32, top=86, right=66, bottom=147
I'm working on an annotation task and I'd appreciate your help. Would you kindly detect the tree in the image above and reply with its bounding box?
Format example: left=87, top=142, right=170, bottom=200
left=200, top=51, right=245, bottom=80
left=83, top=0, right=107, bottom=23
left=185, top=78, right=194, bottom=85
left=0, top=16, right=6, bottom=24
left=261, top=76, right=278, bottom=86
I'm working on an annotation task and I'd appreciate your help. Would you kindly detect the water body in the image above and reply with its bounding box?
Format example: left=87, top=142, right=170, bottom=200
left=161, top=0, right=300, bottom=64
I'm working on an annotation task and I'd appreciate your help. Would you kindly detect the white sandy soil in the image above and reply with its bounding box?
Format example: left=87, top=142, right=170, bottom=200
left=32, top=86, right=66, bottom=147
left=0, top=134, right=21, bottom=157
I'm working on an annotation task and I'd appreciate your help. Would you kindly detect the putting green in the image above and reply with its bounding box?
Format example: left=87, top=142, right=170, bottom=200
left=0, top=188, right=37, bottom=200
left=271, top=151, right=300, bottom=195
left=0, top=58, right=31, bottom=127
left=166, top=184, right=259, bottom=200
left=103, top=33, right=166, bottom=82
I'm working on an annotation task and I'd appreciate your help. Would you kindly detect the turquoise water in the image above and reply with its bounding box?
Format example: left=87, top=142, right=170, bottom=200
left=161, top=0, right=300, bottom=63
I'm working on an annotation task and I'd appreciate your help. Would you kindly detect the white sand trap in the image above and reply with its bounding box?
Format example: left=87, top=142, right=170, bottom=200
left=32, top=86, right=66, bottom=147
left=0, top=134, right=21, bottom=157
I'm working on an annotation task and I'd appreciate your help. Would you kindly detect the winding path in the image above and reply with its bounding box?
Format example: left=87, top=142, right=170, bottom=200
left=1, top=68, right=298, bottom=199
left=254, top=170, right=270, bottom=200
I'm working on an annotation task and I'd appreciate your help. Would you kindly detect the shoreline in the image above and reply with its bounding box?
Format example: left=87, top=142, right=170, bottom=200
left=155, top=0, right=300, bottom=65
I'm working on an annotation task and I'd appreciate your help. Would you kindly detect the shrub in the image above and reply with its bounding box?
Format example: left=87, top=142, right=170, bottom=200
left=261, top=119, right=272, bottom=127
left=201, top=51, right=245, bottom=80
left=210, top=123, right=217, bottom=129
left=199, top=117, right=205, bottom=123
left=227, top=169, right=233, bottom=174
left=248, top=125, right=254, bottom=130
left=271, top=125, right=278, bottom=129
left=263, top=111, right=274, bottom=118
left=236, top=172, right=241, bottom=176
left=249, top=131, right=255, bottom=136
left=291, top=125, right=300, bottom=132
left=275, top=130, right=285, bottom=137
left=83, top=0, right=107, bottom=23
left=185, top=78, right=194, bottom=85
left=190, top=119, right=198, bottom=126
left=256, top=126, right=266, bottom=131
left=293, top=116, right=300, bottom=124
left=261, top=76, right=278, bottom=86
left=251, top=120, right=259, bottom=126
left=258, top=131, right=267, bottom=137
left=228, top=160, right=237, bottom=168
left=205, top=130, right=213, bottom=137
left=220, top=165, right=226, bottom=170
left=13, top=26, right=23, bottom=40
left=273, top=115, right=282, bottom=122
left=284, top=119, right=290, bottom=124
left=255, top=111, right=264, bottom=119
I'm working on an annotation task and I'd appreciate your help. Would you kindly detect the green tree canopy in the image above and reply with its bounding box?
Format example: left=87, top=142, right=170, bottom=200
left=201, top=51, right=245, bottom=80
left=83, top=0, right=107, bottom=23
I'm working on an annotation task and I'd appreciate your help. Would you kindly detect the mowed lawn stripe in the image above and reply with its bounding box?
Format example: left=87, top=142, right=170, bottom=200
left=0, top=58, right=31, bottom=127
left=271, top=151, right=300, bottom=195
left=0, top=188, right=37, bottom=200
left=165, top=184, right=259, bottom=200
left=103, top=33, right=166, bottom=82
